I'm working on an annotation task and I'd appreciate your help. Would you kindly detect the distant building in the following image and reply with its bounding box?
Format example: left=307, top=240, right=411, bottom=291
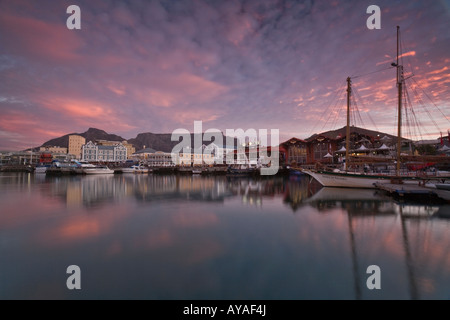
left=95, top=140, right=135, bottom=159
left=130, top=148, right=177, bottom=166
left=204, top=143, right=237, bottom=164
left=68, top=135, right=86, bottom=160
left=177, top=146, right=214, bottom=166
left=81, top=141, right=127, bottom=162
left=280, top=138, right=308, bottom=166
left=130, top=147, right=157, bottom=162
left=147, top=151, right=176, bottom=167
left=123, top=142, right=136, bottom=159
left=39, top=146, right=67, bottom=154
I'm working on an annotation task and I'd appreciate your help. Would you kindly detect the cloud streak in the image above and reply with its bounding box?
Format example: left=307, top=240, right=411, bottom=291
left=0, top=0, right=449, bottom=150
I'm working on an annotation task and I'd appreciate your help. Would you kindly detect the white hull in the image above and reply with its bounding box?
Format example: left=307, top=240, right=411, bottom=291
left=83, top=168, right=114, bottom=174
left=302, top=169, right=403, bottom=188
left=435, top=183, right=450, bottom=191
left=122, top=166, right=149, bottom=174
left=35, top=166, right=49, bottom=174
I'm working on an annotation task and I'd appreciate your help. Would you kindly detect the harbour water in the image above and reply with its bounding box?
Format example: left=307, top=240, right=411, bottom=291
left=1, top=172, right=449, bottom=300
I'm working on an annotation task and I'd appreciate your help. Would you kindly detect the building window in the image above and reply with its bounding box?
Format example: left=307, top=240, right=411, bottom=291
left=314, top=143, right=329, bottom=161
left=289, top=145, right=307, bottom=164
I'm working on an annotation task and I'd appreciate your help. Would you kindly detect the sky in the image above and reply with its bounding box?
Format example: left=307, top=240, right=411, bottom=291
left=1, top=0, right=449, bottom=150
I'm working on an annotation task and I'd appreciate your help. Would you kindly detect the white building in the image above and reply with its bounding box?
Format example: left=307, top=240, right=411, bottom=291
left=204, top=143, right=236, bottom=164
left=147, top=151, right=176, bottom=167
left=177, top=146, right=214, bottom=166
left=82, top=141, right=127, bottom=162
left=129, top=147, right=157, bottom=162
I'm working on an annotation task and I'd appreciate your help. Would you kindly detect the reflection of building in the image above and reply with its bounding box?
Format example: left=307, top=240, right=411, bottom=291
left=82, top=141, right=127, bottom=162
left=68, top=135, right=86, bottom=159
left=225, top=176, right=287, bottom=206
left=282, top=176, right=312, bottom=211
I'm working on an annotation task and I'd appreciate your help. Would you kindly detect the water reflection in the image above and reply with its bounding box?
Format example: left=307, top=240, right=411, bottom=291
left=0, top=172, right=449, bottom=299
left=34, top=174, right=297, bottom=209
left=302, top=185, right=450, bottom=300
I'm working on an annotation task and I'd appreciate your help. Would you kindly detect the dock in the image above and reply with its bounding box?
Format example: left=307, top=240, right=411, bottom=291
left=374, top=182, right=450, bottom=202
left=46, top=167, right=85, bottom=175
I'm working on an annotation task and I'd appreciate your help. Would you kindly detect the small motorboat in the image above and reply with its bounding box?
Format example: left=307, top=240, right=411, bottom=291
left=122, top=165, right=149, bottom=174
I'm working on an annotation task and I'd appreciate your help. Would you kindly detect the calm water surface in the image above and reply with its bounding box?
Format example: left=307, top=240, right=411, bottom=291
left=1, top=172, right=449, bottom=299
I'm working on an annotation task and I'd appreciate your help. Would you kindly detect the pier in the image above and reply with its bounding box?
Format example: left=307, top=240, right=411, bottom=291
left=374, top=181, right=450, bottom=202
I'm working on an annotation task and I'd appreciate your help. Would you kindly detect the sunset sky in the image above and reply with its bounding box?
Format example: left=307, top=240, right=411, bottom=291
left=1, top=0, right=449, bottom=150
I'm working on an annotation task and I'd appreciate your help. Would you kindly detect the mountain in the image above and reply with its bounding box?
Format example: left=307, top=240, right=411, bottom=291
left=305, top=125, right=400, bottom=142
left=40, top=128, right=239, bottom=153
left=128, top=132, right=239, bottom=152
left=40, top=126, right=404, bottom=154
left=40, top=128, right=126, bottom=149
left=127, top=133, right=176, bottom=152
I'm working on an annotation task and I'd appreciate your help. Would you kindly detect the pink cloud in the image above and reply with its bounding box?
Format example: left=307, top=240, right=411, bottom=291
left=0, top=12, right=84, bottom=63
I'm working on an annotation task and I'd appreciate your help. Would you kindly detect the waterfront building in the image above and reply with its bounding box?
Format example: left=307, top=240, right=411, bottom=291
left=306, top=135, right=340, bottom=164
left=68, top=135, right=86, bottom=160
left=1, top=150, right=39, bottom=165
left=81, top=141, right=127, bottom=162
left=280, top=138, right=308, bottom=166
left=96, top=140, right=136, bottom=159
left=39, top=146, right=68, bottom=154
left=147, top=151, right=176, bottom=167
left=204, top=143, right=237, bottom=164
left=177, top=146, right=214, bottom=166
left=130, top=147, right=157, bottom=162
left=228, top=145, right=287, bottom=167
left=304, top=127, right=401, bottom=164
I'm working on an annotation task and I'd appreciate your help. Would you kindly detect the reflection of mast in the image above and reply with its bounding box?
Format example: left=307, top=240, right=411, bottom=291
left=399, top=206, right=419, bottom=300
left=347, top=212, right=361, bottom=300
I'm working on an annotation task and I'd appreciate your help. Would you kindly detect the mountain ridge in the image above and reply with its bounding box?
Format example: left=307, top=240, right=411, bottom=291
left=39, top=128, right=239, bottom=153
left=39, top=126, right=404, bottom=153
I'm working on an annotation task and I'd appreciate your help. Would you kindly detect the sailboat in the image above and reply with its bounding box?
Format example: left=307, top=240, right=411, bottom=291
left=302, top=26, right=449, bottom=188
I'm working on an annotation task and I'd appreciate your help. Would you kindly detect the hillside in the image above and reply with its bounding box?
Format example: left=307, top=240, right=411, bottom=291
left=39, top=126, right=406, bottom=154
left=127, top=132, right=238, bottom=152
left=40, top=128, right=126, bottom=149
left=305, top=125, right=399, bottom=141
left=40, top=128, right=238, bottom=153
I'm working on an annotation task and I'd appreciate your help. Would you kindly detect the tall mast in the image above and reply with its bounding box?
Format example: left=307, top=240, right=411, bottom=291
left=396, top=26, right=403, bottom=176
left=346, top=77, right=351, bottom=171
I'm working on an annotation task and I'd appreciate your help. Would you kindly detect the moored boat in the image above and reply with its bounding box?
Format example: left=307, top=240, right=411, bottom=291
left=122, top=165, right=150, bottom=174
left=35, top=164, right=51, bottom=174
left=302, top=26, right=449, bottom=189
left=83, top=165, right=114, bottom=175
left=302, top=169, right=418, bottom=188
left=435, top=183, right=450, bottom=191
left=228, top=165, right=257, bottom=175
